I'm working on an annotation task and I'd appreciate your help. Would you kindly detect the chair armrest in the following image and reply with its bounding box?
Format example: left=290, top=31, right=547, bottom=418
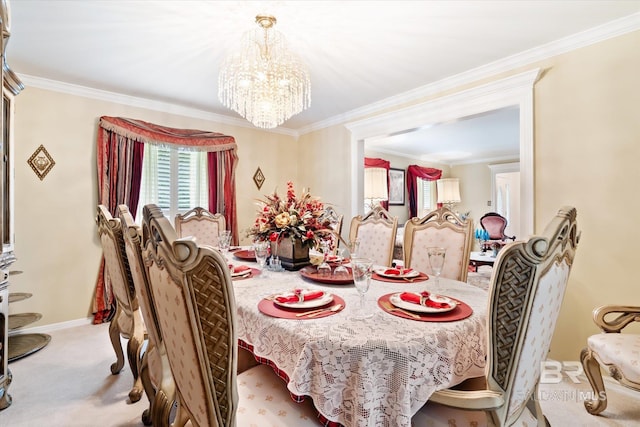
left=430, top=388, right=505, bottom=411
left=593, top=305, right=640, bottom=333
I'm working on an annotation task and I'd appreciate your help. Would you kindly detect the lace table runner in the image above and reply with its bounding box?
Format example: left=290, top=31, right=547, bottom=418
left=232, top=261, right=488, bottom=427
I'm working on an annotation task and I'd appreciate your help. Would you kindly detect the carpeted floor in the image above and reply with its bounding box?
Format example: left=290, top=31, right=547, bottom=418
left=1, top=322, right=638, bottom=426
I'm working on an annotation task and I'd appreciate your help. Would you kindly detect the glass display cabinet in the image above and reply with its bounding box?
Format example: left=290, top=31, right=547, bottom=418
left=0, top=0, right=23, bottom=410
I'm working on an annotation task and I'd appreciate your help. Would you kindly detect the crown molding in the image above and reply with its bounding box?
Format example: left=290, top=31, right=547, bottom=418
left=17, top=74, right=300, bottom=138
left=298, top=12, right=640, bottom=135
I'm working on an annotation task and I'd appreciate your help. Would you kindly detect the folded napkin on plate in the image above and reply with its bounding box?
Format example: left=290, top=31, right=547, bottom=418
left=399, top=291, right=450, bottom=309
left=229, top=264, right=251, bottom=274
left=275, top=290, right=324, bottom=304
left=384, top=268, right=413, bottom=275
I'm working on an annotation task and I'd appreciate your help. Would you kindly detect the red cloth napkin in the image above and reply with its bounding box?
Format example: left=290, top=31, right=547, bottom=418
left=276, top=290, right=325, bottom=304
left=384, top=268, right=413, bottom=275
left=229, top=264, right=251, bottom=274
left=399, top=291, right=450, bottom=309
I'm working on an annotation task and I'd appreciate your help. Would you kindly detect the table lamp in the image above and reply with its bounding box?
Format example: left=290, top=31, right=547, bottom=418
left=364, top=167, right=388, bottom=211
left=436, top=178, right=461, bottom=210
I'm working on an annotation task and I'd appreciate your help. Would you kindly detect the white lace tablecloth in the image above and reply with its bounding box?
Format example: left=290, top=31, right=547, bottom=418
left=231, top=259, right=488, bottom=427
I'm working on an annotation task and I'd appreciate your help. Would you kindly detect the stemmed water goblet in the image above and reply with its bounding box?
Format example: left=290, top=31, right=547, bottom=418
left=253, top=240, right=269, bottom=278
left=350, top=257, right=373, bottom=320
left=218, top=230, right=232, bottom=259
left=332, top=247, right=349, bottom=279
left=317, top=240, right=332, bottom=277
left=427, top=247, right=446, bottom=286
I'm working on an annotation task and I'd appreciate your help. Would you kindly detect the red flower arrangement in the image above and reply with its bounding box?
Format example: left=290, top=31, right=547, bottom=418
left=248, top=181, right=335, bottom=249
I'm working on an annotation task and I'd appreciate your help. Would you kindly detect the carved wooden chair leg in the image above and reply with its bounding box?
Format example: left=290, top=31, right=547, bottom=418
left=108, top=309, right=125, bottom=375
left=126, top=334, right=144, bottom=403
left=139, top=350, right=154, bottom=426
left=172, top=396, right=190, bottom=427
left=580, top=347, right=608, bottom=415
left=152, top=388, right=175, bottom=427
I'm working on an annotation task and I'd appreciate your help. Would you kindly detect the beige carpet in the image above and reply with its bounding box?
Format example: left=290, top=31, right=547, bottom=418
left=1, top=322, right=639, bottom=426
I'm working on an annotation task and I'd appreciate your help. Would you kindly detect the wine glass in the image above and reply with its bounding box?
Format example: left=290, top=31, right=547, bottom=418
left=333, top=247, right=349, bottom=278
left=349, top=238, right=360, bottom=259
left=351, top=257, right=373, bottom=320
left=427, top=247, right=446, bottom=286
left=317, top=240, right=332, bottom=277
left=218, top=230, right=232, bottom=258
left=253, top=240, right=269, bottom=278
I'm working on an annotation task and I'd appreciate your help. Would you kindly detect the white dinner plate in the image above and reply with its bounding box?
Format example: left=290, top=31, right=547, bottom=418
left=273, top=291, right=334, bottom=309
left=230, top=267, right=252, bottom=277
left=375, top=268, right=420, bottom=279
left=389, top=293, right=457, bottom=313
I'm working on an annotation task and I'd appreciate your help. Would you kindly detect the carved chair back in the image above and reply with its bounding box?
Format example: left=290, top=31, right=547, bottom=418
left=143, top=204, right=239, bottom=426
left=324, top=206, right=344, bottom=254
left=480, top=212, right=515, bottom=241
left=403, top=207, right=473, bottom=282
left=349, top=205, right=398, bottom=266
left=96, top=204, right=145, bottom=402
left=174, top=206, right=226, bottom=248
left=486, top=206, right=579, bottom=425
left=118, top=205, right=175, bottom=426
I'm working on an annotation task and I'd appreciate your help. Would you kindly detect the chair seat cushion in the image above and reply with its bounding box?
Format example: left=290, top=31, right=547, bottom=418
left=588, top=333, right=640, bottom=383
left=236, top=364, right=319, bottom=426
left=412, top=400, right=537, bottom=426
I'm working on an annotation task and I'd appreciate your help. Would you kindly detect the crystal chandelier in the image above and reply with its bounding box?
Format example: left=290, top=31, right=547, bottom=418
left=218, top=15, right=311, bottom=129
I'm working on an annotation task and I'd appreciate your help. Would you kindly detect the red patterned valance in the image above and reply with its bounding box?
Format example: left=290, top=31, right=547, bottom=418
left=99, top=116, right=237, bottom=152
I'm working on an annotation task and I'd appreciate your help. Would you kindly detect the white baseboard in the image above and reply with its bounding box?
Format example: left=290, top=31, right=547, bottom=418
left=8, top=317, right=94, bottom=336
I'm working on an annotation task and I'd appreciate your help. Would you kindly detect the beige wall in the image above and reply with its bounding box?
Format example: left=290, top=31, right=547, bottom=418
left=12, top=30, right=640, bottom=363
left=11, top=87, right=297, bottom=325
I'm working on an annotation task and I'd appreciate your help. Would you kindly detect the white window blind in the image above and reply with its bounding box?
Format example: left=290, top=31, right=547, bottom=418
left=137, top=144, right=208, bottom=222
left=418, top=179, right=434, bottom=216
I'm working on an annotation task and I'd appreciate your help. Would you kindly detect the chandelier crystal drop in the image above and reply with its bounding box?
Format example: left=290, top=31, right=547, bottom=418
left=218, top=15, right=311, bottom=129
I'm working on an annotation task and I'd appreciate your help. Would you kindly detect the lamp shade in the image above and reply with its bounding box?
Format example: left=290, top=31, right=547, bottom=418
left=364, top=168, right=389, bottom=200
left=436, top=178, right=461, bottom=204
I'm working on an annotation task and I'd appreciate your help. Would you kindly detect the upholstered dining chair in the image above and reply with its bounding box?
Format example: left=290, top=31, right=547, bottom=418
left=323, top=206, right=344, bottom=255
left=174, top=206, right=226, bottom=247
left=403, top=207, right=473, bottom=282
left=96, top=205, right=145, bottom=403
left=349, top=205, right=398, bottom=267
left=118, top=205, right=175, bottom=426
left=412, top=206, right=580, bottom=427
left=580, top=305, right=640, bottom=415
left=141, top=204, right=319, bottom=427
left=480, top=212, right=516, bottom=250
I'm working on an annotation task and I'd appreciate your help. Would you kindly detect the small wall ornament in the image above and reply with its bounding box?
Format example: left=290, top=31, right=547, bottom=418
left=253, top=167, right=265, bottom=190
left=27, top=144, right=56, bottom=180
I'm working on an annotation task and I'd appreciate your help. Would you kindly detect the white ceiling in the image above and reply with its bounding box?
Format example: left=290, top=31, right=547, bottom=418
left=7, top=1, right=640, bottom=162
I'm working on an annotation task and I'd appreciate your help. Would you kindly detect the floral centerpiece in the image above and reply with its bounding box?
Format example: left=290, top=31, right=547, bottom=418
left=247, top=182, right=336, bottom=270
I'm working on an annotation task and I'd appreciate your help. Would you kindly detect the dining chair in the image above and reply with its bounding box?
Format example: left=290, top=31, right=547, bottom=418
left=118, top=205, right=175, bottom=426
left=403, top=207, right=473, bottom=282
left=412, top=206, right=580, bottom=427
left=349, top=205, right=398, bottom=267
left=141, top=204, right=319, bottom=426
left=580, top=305, right=640, bottom=415
left=323, top=206, right=344, bottom=255
left=174, top=206, right=226, bottom=247
left=96, top=205, right=145, bottom=403
left=480, top=212, right=516, bottom=250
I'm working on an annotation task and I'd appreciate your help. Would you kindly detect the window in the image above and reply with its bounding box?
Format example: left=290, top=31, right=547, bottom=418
left=417, top=179, right=435, bottom=216
left=137, top=144, right=208, bottom=222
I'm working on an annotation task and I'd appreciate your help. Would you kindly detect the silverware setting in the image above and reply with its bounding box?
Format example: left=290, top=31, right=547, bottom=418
left=381, top=301, right=421, bottom=319
left=297, top=303, right=343, bottom=318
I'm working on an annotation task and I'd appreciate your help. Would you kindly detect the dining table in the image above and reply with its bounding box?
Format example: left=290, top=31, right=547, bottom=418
left=229, top=252, right=489, bottom=427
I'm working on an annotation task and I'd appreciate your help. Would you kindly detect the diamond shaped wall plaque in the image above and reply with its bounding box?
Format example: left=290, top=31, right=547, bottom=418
left=27, top=145, right=55, bottom=180
left=253, top=167, right=265, bottom=190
